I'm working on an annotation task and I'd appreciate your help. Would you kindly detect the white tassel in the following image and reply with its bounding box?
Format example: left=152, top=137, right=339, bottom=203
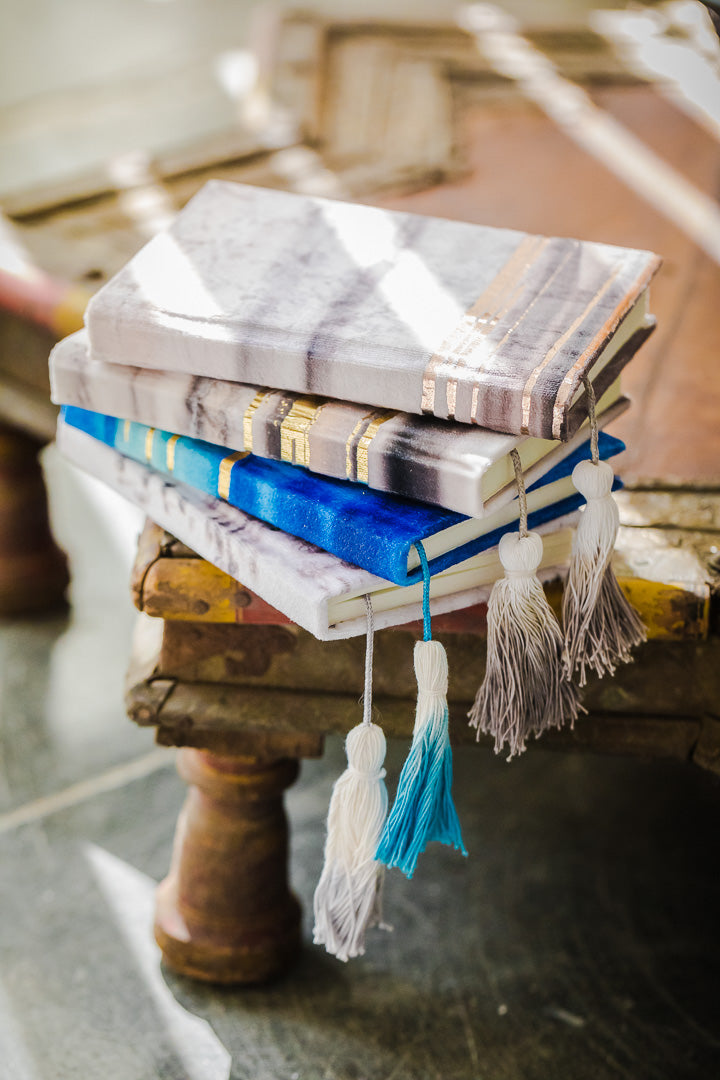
left=562, top=376, right=646, bottom=686
left=562, top=458, right=646, bottom=686
left=313, top=596, right=389, bottom=962
left=469, top=530, right=582, bottom=759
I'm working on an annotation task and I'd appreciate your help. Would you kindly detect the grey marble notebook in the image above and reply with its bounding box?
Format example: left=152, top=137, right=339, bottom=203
left=84, top=181, right=660, bottom=440
left=57, top=420, right=576, bottom=640
left=50, top=330, right=628, bottom=517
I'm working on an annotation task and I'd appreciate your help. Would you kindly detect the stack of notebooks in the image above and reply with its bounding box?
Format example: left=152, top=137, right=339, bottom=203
left=50, top=181, right=658, bottom=641
left=50, top=180, right=661, bottom=962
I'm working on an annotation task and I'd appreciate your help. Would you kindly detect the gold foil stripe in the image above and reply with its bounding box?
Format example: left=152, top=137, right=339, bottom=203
left=166, top=433, right=180, bottom=472
left=345, top=415, right=369, bottom=479
left=144, top=428, right=155, bottom=462
left=356, top=411, right=396, bottom=484
left=218, top=450, right=249, bottom=500
left=521, top=265, right=620, bottom=435
left=123, top=419, right=131, bottom=442
left=421, top=234, right=546, bottom=416
left=280, top=397, right=323, bottom=467
left=446, top=379, right=457, bottom=416
left=242, top=391, right=268, bottom=452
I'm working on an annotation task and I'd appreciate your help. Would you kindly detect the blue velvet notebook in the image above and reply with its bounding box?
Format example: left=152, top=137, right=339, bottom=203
left=61, top=406, right=623, bottom=587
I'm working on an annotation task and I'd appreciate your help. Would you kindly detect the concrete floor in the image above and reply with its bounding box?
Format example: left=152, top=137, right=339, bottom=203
left=0, top=448, right=719, bottom=1079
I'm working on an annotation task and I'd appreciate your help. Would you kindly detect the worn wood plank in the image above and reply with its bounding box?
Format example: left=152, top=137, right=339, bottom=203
left=125, top=666, right=702, bottom=765
left=153, top=616, right=720, bottom=719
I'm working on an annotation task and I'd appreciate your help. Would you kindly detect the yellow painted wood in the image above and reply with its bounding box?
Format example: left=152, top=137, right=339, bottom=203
left=134, top=536, right=710, bottom=639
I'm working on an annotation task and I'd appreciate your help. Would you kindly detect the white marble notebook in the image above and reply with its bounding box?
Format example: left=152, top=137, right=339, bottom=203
left=83, top=181, right=660, bottom=440
left=57, top=420, right=576, bottom=640
left=51, top=329, right=628, bottom=517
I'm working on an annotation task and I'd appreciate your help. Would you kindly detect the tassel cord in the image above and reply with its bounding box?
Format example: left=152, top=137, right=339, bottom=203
left=584, top=374, right=600, bottom=466
left=510, top=448, right=528, bottom=538
left=362, top=593, right=375, bottom=725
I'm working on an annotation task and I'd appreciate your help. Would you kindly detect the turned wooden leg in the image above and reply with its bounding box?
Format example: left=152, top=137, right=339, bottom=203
left=0, top=423, right=68, bottom=616
left=155, top=748, right=302, bottom=984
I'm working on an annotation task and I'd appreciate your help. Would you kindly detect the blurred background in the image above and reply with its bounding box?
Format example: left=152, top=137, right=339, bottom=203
left=0, top=2, right=719, bottom=1078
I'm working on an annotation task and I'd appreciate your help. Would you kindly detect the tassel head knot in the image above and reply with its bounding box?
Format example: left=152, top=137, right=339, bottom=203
left=572, top=458, right=614, bottom=500
left=498, top=530, right=543, bottom=576
left=413, top=639, right=448, bottom=696
left=346, top=723, right=386, bottom=776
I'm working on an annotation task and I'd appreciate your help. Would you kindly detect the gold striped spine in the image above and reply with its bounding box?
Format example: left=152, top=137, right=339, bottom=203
left=218, top=450, right=249, bottom=500
left=279, top=397, right=323, bottom=467
left=356, top=411, right=396, bottom=484
left=166, top=433, right=180, bottom=472
left=242, top=391, right=268, bottom=452
left=144, top=428, right=155, bottom=462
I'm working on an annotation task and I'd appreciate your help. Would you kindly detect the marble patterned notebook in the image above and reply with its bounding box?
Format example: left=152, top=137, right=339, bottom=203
left=61, top=405, right=621, bottom=586
left=83, top=181, right=660, bottom=440
left=57, top=420, right=578, bottom=641
left=51, top=329, right=628, bottom=517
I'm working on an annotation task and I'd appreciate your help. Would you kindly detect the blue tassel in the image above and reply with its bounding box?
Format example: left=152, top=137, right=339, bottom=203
left=375, top=543, right=467, bottom=879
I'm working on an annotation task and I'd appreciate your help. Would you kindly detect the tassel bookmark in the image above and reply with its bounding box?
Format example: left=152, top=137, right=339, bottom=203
left=313, top=595, right=389, bottom=962
left=562, top=377, right=646, bottom=686
left=469, top=449, right=581, bottom=759
left=376, top=542, right=467, bottom=879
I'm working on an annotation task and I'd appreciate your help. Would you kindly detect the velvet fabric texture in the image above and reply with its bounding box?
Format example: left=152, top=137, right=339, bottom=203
left=62, top=406, right=622, bottom=587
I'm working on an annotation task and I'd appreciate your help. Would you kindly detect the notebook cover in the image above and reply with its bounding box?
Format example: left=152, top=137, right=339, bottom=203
left=56, top=420, right=577, bottom=641
left=61, top=405, right=622, bottom=587
left=51, top=329, right=630, bottom=517
left=83, top=181, right=660, bottom=440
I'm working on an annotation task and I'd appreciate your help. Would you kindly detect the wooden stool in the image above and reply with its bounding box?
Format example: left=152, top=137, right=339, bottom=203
left=126, top=492, right=720, bottom=983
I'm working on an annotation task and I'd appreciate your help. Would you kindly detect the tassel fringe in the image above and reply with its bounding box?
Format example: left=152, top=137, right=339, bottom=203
left=469, top=531, right=581, bottom=759
left=313, top=721, right=389, bottom=961
left=562, top=460, right=646, bottom=685
left=376, top=638, right=466, bottom=879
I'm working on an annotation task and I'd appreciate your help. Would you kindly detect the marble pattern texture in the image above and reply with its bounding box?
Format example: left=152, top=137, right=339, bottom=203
left=51, top=329, right=629, bottom=518
left=83, top=180, right=660, bottom=439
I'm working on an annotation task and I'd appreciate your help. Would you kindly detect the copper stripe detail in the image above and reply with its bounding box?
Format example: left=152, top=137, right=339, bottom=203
left=144, top=428, right=155, bottom=462
left=242, top=391, right=268, bottom=452
left=280, top=397, right=324, bottom=467
left=218, top=450, right=249, bottom=500
left=421, top=234, right=545, bottom=416
left=165, top=433, right=180, bottom=472
left=521, top=266, right=621, bottom=435
left=356, top=411, right=396, bottom=484
left=550, top=267, right=646, bottom=439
